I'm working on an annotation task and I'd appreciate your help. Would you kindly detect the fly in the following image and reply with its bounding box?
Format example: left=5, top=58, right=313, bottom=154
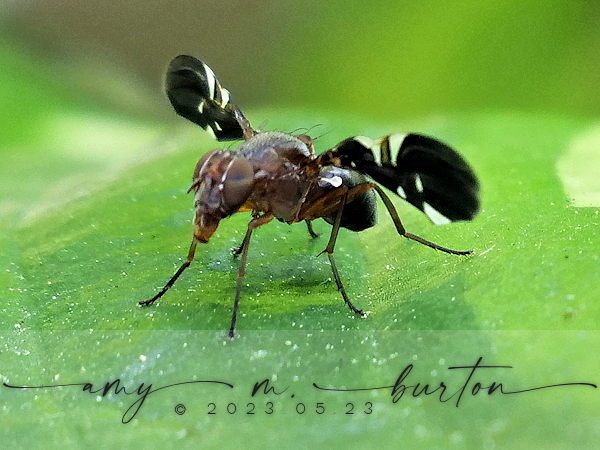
left=138, top=55, right=480, bottom=337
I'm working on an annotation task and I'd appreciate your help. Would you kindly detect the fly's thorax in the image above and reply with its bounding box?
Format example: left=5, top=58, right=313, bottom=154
left=235, top=131, right=319, bottom=223
left=237, top=131, right=314, bottom=171
left=189, top=149, right=254, bottom=242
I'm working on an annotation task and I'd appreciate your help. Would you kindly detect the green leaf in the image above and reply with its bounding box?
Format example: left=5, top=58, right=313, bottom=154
left=1, top=41, right=598, bottom=448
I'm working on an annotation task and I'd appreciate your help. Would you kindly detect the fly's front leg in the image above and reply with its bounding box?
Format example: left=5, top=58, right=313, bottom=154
left=138, top=238, right=199, bottom=306
left=232, top=242, right=244, bottom=256
left=231, top=204, right=255, bottom=256
left=319, top=190, right=366, bottom=317
left=229, top=212, right=274, bottom=338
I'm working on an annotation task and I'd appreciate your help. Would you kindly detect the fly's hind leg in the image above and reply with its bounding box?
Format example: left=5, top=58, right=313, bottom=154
left=369, top=183, right=473, bottom=255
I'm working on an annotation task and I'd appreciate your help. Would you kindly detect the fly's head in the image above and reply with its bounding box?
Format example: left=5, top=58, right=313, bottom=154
left=188, top=149, right=255, bottom=242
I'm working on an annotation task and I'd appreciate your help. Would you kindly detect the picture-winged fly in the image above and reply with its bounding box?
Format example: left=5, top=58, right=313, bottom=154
left=138, top=55, right=480, bottom=337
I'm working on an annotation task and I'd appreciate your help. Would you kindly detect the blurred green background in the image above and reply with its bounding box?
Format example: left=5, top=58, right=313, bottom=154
left=1, top=1, right=599, bottom=449
left=4, top=0, right=600, bottom=121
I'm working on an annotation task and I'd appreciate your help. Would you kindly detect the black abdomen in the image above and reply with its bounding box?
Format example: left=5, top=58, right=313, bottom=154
left=322, top=169, right=377, bottom=232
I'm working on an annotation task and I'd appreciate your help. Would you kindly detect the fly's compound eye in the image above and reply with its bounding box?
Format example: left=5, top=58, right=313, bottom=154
left=222, top=158, right=254, bottom=212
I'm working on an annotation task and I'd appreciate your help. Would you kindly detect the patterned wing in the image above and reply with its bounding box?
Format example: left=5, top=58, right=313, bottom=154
left=329, top=133, right=480, bottom=224
left=165, top=55, right=251, bottom=141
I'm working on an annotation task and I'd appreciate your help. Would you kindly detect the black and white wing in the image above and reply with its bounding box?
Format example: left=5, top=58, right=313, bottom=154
left=165, top=55, right=252, bottom=141
left=329, top=133, right=480, bottom=225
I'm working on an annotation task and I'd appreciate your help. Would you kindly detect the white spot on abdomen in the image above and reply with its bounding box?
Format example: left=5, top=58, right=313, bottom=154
left=318, top=176, right=343, bottom=188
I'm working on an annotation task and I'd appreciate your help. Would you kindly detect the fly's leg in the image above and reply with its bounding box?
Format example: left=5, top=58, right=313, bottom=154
left=138, top=238, right=199, bottom=306
left=229, top=213, right=274, bottom=338
left=305, top=219, right=320, bottom=238
left=369, top=184, right=472, bottom=255
left=319, top=190, right=365, bottom=316
left=234, top=219, right=319, bottom=259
